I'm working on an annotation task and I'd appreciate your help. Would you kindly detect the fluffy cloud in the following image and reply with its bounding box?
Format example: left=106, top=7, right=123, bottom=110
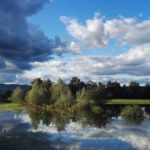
left=105, top=17, right=150, bottom=46
left=60, top=14, right=109, bottom=48
left=58, top=14, right=150, bottom=84
left=14, top=43, right=150, bottom=84
left=61, top=13, right=150, bottom=48
left=86, top=44, right=150, bottom=76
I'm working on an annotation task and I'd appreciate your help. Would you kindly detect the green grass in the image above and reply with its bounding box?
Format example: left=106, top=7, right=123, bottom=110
left=107, top=99, right=150, bottom=105
left=0, top=103, right=23, bottom=111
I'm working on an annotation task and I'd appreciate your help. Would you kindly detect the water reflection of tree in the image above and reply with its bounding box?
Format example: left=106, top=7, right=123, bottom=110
left=26, top=106, right=70, bottom=132
left=74, top=106, right=108, bottom=128
left=121, top=105, right=144, bottom=126
left=51, top=113, right=70, bottom=132
left=26, top=106, right=110, bottom=131
left=26, top=105, right=146, bottom=131
left=26, top=106, right=53, bottom=129
left=145, top=106, right=150, bottom=117
left=124, top=115, right=144, bottom=126
left=79, top=113, right=111, bottom=129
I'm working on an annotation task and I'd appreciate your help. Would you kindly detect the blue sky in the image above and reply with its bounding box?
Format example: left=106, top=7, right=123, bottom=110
left=0, top=0, right=150, bottom=84
left=28, top=0, right=150, bottom=57
left=29, top=0, right=150, bottom=37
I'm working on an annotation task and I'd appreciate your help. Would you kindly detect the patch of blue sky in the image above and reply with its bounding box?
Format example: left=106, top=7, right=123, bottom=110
left=28, top=0, right=150, bottom=34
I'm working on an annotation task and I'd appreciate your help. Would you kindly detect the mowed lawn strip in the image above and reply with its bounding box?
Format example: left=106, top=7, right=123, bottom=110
left=0, top=103, right=23, bottom=111
left=107, top=99, right=150, bottom=105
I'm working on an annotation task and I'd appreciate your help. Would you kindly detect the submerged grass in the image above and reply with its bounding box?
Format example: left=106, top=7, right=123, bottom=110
left=107, top=99, right=150, bottom=105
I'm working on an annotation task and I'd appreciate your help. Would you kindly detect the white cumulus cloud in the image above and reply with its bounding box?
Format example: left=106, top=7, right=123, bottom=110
left=14, top=43, right=150, bottom=84
left=61, top=13, right=150, bottom=48
left=60, top=14, right=109, bottom=49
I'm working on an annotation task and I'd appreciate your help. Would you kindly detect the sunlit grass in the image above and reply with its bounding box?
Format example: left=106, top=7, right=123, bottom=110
left=0, top=103, right=23, bottom=111
left=107, top=99, right=150, bottom=105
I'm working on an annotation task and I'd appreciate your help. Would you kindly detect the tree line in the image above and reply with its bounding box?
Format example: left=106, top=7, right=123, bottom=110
left=4, top=77, right=149, bottom=122
left=7, top=77, right=150, bottom=105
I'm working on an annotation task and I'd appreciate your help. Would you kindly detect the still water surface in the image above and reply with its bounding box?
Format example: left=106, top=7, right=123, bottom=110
left=0, top=107, right=150, bottom=150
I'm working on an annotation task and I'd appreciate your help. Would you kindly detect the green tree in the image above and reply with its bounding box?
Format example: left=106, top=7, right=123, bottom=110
left=106, top=81, right=122, bottom=99
left=51, top=79, right=74, bottom=109
left=77, top=86, right=107, bottom=105
left=128, top=82, right=141, bottom=99
left=76, top=86, right=107, bottom=114
left=143, top=84, right=150, bottom=99
left=43, top=79, right=52, bottom=90
left=31, top=78, right=43, bottom=86
left=27, top=79, right=50, bottom=105
left=12, top=87, right=25, bottom=103
left=69, top=77, right=86, bottom=97
left=86, top=80, right=97, bottom=89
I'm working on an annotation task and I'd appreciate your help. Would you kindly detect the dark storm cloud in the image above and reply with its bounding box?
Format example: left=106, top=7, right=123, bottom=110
left=0, top=57, right=6, bottom=69
left=0, top=72, right=16, bottom=83
left=0, top=0, right=62, bottom=73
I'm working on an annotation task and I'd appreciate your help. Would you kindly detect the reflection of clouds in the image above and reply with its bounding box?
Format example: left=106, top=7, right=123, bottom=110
left=0, top=110, right=19, bottom=132
left=17, top=110, right=32, bottom=124
left=120, top=134, right=149, bottom=150
left=107, top=119, right=150, bottom=150
left=31, top=118, right=150, bottom=150
left=0, top=110, right=15, bottom=121
left=0, top=110, right=32, bottom=133
left=1, top=110, right=150, bottom=150
left=30, top=121, right=133, bottom=149
left=33, top=121, right=102, bottom=140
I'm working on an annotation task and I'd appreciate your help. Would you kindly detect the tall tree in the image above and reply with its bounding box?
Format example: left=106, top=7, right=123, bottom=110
left=51, top=79, right=74, bottom=108
left=143, top=84, right=150, bottom=99
left=106, top=81, right=122, bottom=99
left=27, top=79, right=50, bottom=105
left=128, top=82, right=141, bottom=99
left=12, top=87, right=25, bottom=103
left=69, top=77, right=86, bottom=97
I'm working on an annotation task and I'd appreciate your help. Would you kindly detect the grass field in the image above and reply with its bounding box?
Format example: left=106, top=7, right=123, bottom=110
left=0, top=103, right=23, bottom=111
left=107, top=99, right=150, bottom=105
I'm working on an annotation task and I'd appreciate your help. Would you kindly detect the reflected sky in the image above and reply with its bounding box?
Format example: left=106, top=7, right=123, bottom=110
left=0, top=109, right=150, bottom=150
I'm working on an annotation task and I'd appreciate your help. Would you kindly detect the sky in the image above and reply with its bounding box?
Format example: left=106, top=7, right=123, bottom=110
left=0, top=0, right=150, bottom=84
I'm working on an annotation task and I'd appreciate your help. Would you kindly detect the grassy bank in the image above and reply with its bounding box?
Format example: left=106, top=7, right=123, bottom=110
left=107, top=99, right=150, bottom=105
left=0, top=103, right=23, bottom=111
